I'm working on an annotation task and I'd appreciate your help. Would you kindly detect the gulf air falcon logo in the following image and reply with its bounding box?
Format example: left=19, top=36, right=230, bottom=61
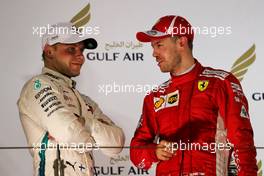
left=70, top=3, right=91, bottom=28
left=230, top=44, right=256, bottom=82
left=198, top=80, right=209, bottom=91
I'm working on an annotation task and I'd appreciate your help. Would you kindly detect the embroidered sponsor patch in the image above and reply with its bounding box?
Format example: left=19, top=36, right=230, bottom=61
left=200, top=69, right=229, bottom=80
left=153, top=90, right=179, bottom=112
left=198, top=80, right=209, bottom=91
left=240, top=105, right=249, bottom=119
left=231, top=82, right=242, bottom=92
left=34, top=80, right=42, bottom=90
left=78, top=163, right=87, bottom=173
left=34, top=86, right=53, bottom=100
left=47, top=105, right=64, bottom=117
left=66, top=161, right=87, bottom=173
left=166, top=90, right=179, bottom=108
left=41, top=95, right=58, bottom=108
left=230, top=82, right=245, bottom=104
left=154, top=97, right=165, bottom=110
left=168, top=94, right=178, bottom=104
left=231, top=82, right=244, bottom=97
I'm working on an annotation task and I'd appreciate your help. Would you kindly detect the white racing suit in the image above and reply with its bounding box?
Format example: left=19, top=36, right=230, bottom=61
left=17, top=67, right=125, bottom=176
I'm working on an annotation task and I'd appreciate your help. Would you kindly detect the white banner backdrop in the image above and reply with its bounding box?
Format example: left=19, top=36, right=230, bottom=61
left=0, top=0, right=263, bottom=175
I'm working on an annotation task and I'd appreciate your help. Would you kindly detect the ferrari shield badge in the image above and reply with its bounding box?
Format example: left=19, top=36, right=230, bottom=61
left=198, top=80, right=209, bottom=91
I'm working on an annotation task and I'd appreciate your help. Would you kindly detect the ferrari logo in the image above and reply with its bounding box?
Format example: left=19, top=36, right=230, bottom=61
left=198, top=80, right=209, bottom=91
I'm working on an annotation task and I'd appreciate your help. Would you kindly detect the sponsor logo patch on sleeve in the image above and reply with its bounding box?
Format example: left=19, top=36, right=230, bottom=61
left=153, top=90, right=179, bottom=112
left=240, top=105, right=249, bottom=119
left=200, top=69, right=229, bottom=80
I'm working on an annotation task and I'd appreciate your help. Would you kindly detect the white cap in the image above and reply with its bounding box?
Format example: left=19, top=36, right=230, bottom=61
left=41, top=22, right=97, bottom=50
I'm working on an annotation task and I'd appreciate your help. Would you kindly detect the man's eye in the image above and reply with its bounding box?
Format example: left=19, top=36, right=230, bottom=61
left=66, top=47, right=76, bottom=54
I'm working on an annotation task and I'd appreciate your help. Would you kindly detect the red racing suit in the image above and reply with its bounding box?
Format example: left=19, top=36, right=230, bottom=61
left=130, top=61, right=257, bottom=176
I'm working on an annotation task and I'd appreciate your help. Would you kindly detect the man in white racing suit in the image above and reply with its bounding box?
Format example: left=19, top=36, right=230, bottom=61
left=17, top=22, right=125, bottom=176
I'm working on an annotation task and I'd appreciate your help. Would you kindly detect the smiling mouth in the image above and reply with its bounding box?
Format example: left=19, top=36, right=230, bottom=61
left=72, top=62, right=82, bottom=66
left=157, top=61, right=163, bottom=66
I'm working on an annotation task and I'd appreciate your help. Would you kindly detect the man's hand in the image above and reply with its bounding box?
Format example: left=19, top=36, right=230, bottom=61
left=155, top=140, right=175, bottom=161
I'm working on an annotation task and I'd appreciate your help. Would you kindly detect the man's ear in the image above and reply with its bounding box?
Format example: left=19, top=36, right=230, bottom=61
left=178, top=36, right=188, bottom=48
left=43, top=45, right=55, bottom=59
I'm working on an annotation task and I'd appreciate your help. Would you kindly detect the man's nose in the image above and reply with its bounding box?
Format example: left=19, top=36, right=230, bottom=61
left=76, top=48, right=84, bottom=56
left=152, top=48, right=158, bottom=58
left=75, top=48, right=85, bottom=60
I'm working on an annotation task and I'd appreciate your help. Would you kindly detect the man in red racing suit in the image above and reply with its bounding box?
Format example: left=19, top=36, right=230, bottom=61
left=130, top=15, right=257, bottom=176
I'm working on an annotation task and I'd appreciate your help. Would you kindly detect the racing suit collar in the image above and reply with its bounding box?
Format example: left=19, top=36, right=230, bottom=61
left=170, top=59, right=202, bottom=85
left=42, top=67, right=77, bottom=88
